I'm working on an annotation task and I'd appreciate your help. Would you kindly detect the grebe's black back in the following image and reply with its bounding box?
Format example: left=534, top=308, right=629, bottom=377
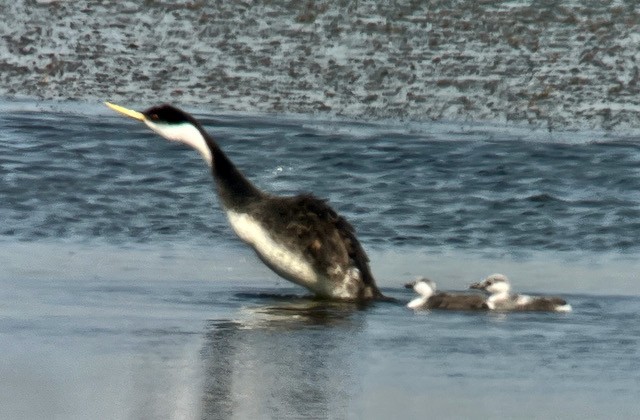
left=105, top=102, right=384, bottom=301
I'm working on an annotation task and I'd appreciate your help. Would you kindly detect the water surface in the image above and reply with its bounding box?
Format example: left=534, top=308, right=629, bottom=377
left=1, top=102, right=640, bottom=419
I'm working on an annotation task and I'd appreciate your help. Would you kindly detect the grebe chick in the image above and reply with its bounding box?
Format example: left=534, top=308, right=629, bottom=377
left=405, top=277, right=488, bottom=311
left=470, top=273, right=571, bottom=312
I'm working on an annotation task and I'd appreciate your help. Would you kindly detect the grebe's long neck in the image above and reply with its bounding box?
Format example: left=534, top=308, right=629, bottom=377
left=173, top=119, right=263, bottom=211
left=206, top=136, right=263, bottom=211
left=143, top=115, right=264, bottom=211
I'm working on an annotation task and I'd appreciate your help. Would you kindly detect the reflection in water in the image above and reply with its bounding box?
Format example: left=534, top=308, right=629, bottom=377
left=200, top=297, right=367, bottom=419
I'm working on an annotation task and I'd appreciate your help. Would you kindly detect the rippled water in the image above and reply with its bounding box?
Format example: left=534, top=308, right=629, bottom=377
left=1, top=101, right=640, bottom=419
left=2, top=101, right=640, bottom=252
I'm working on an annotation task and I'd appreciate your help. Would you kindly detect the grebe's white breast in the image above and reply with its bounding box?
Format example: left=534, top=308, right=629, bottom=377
left=226, top=210, right=319, bottom=286
left=226, top=210, right=362, bottom=299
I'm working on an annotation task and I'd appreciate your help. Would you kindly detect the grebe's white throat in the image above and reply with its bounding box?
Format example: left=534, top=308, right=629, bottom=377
left=145, top=120, right=213, bottom=166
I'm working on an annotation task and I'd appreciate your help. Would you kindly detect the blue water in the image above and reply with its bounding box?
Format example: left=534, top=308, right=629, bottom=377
left=3, top=102, right=640, bottom=252
left=1, top=101, right=640, bottom=419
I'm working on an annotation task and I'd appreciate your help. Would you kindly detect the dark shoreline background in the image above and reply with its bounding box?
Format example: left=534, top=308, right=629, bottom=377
left=1, top=0, right=639, bottom=131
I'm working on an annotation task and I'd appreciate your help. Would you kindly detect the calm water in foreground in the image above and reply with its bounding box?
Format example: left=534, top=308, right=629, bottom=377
left=1, top=101, right=639, bottom=419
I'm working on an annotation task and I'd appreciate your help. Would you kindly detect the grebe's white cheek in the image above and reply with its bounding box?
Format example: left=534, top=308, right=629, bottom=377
left=144, top=120, right=213, bottom=166
left=413, top=281, right=434, bottom=298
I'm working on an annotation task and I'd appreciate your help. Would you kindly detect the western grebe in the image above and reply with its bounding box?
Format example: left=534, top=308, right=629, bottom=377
left=105, top=102, right=385, bottom=301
